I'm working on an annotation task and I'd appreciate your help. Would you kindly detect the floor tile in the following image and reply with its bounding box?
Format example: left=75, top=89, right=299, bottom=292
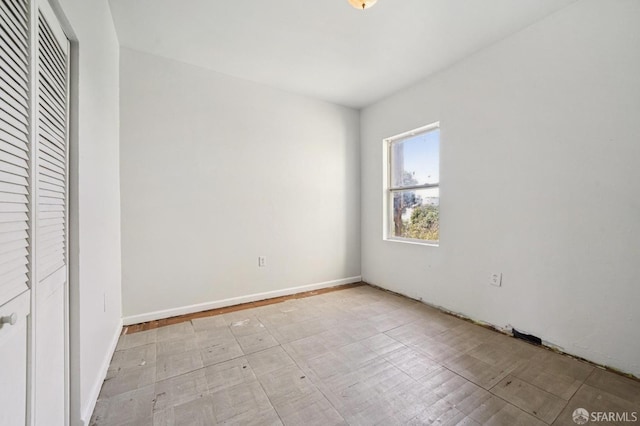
left=236, top=329, right=279, bottom=354
left=360, top=333, right=405, bottom=356
left=156, top=335, right=199, bottom=358
left=90, top=385, right=155, bottom=426
left=100, top=362, right=156, bottom=399
left=492, top=375, right=567, bottom=424
left=195, top=327, right=236, bottom=347
left=338, top=319, right=380, bottom=342
left=420, top=367, right=474, bottom=399
left=199, top=339, right=244, bottom=367
left=117, top=329, right=157, bottom=351
left=257, top=364, right=318, bottom=406
left=445, top=352, right=518, bottom=389
left=305, top=341, right=378, bottom=380
left=367, top=309, right=421, bottom=333
left=209, top=380, right=275, bottom=423
left=110, top=343, right=157, bottom=370
left=153, top=369, right=208, bottom=411
left=153, top=397, right=216, bottom=426
left=275, top=391, right=346, bottom=426
left=409, top=334, right=464, bottom=363
left=269, top=318, right=336, bottom=344
left=156, top=388, right=282, bottom=425
left=407, top=398, right=470, bottom=426
left=349, top=300, right=400, bottom=318
left=467, top=337, right=539, bottom=367
left=204, top=356, right=256, bottom=393
left=412, top=307, right=464, bottom=330
left=435, top=323, right=501, bottom=355
left=256, top=310, right=303, bottom=329
left=463, top=396, right=546, bottom=426
left=281, top=333, right=338, bottom=363
left=385, top=320, right=448, bottom=344
left=553, top=382, right=640, bottom=425
left=513, top=350, right=594, bottom=400
left=247, top=345, right=296, bottom=377
left=322, top=357, right=415, bottom=412
left=191, top=315, right=227, bottom=331
left=157, top=349, right=204, bottom=381
left=584, top=367, right=640, bottom=404
left=228, top=316, right=268, bottom=337
left=383, top=346, right=440, bottom=380
left=156, top=322, right=195, bottom=342
left=340, top=380, right=441, bottom=425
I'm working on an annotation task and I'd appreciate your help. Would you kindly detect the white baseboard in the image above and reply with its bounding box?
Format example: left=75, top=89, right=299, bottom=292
left=80, top=318, right=123, bottom=425
left=122, top=276, right=362, bottom=326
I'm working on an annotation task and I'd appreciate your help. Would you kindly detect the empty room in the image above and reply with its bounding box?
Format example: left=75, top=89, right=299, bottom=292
left=0, top=0, right=639, bottom=425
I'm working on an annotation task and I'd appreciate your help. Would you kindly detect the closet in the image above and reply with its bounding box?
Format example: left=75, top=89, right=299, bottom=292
left=0, top=0, right=69, bottom=424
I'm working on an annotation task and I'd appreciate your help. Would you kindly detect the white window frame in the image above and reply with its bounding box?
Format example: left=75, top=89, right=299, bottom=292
left=383, top=122, right=440, bottom=246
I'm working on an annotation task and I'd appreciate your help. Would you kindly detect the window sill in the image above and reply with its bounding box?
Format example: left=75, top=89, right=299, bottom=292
left=384, top=237, right=439, bottom=247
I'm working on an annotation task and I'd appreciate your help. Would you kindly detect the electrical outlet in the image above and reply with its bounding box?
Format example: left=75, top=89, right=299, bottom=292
left=490, top=272, right=502, bottom=287
left=258, top=256, right=266, bottom=267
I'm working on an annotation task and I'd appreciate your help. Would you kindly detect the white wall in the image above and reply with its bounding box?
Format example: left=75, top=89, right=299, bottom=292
left=119, top=48, right=360, bottom=321
left=361, top=0, right=640, bottom=376
left=54, top=0, right=122, bottom=423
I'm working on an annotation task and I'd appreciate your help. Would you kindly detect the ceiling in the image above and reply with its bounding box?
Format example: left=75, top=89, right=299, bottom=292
left=108, top=0, right=577, bottom=109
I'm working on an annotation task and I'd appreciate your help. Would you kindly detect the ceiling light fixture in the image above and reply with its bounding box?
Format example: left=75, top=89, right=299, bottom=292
left=348, top=0, right=377, bottom=10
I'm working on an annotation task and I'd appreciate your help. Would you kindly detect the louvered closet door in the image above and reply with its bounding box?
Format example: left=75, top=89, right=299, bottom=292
left=34, top=1, right=69, bottom=425
left=0, top=0, right=31, bottom=425
left=0, top=0, right=30, bottom=307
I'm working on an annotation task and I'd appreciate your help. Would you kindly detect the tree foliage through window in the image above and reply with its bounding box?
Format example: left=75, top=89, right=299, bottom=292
left=388, top=124, right=440, bottom=243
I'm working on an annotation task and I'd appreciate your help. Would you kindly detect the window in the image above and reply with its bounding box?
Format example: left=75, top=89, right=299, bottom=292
left=385, top=123, right=440, bottom=245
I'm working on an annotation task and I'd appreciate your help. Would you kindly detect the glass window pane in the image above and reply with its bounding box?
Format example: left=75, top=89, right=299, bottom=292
left=390, top=129, right=439, bottom=188
left=391, top=187, right=439, bottom=242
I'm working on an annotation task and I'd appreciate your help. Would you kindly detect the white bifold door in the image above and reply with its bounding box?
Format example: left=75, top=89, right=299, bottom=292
left=0, top=0, right=69, bottom=423
left=34, top=1, right=70, bottom=425
left=0, top=0, right=32, bottom=424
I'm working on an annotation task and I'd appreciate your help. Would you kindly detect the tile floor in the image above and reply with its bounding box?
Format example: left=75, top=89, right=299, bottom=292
left=91, top=285, right=640, bottom=425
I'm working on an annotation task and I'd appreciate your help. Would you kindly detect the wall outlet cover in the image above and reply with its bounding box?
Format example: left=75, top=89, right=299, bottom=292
left=490, top=272, right=502, bottom=287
